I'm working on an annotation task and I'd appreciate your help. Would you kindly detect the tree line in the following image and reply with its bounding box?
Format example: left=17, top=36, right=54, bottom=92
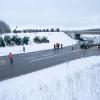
left=13, top=28, right=60, bottom=33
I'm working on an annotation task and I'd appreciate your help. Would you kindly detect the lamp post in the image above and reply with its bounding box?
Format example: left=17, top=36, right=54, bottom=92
left=66, top=60, right=69, bottom=68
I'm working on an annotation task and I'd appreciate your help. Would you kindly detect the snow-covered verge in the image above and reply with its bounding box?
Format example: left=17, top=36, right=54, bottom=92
left=0, top=56, right=100, bottom=100
left=0, top=32, right=77, bottom=56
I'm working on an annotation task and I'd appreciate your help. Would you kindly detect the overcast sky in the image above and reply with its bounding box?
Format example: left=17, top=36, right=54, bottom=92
left=0, top=0, right=100, bottom=29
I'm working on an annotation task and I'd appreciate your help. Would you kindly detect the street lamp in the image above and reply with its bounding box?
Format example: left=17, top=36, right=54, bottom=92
left=66, top=60, right=69, bottom=68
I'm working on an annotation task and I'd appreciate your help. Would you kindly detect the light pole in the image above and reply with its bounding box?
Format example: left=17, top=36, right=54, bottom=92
left=66, top=60, right=69, bottom=68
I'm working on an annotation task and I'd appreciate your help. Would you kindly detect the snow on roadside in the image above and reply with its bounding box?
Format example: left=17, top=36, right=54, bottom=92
left=0, top=32, right=77, bottom=56
left=0, top=56, right=100, bottom=100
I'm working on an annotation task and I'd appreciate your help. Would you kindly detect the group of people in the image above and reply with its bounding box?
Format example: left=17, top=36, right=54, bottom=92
left=54, top=43, right=63, bottom=49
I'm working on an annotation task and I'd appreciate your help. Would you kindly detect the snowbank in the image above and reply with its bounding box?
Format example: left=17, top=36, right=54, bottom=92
left=0, top=56, right=100, bottom=100
left=0, top=32, right=77, bottom=56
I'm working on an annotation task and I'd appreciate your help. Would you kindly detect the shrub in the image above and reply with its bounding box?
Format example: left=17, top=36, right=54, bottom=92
left=12, top=35, right=17, bottom=42
left=41, top=36, right=49, bottom=43
left=12, top=35, right=22, bottom=45
left=33, top=36, right=49, bottom=43
left=55, top=28, right=60, bottom=32
left=16, top=37, right=22, bottom=45
left=51, top=28, right=54, bottom=32
left=42, top=29, right=46, bottom=32
left=0, top=36, right=5, bottom=47
left=46, top=29, right=49, bottom=32
left=22, top=36, right=29, bottom=45
left=13, top=29, right=18, bottom=33
left=4, top=35, right=12, bottom=46
left=33, top=36, right=42, bottom=43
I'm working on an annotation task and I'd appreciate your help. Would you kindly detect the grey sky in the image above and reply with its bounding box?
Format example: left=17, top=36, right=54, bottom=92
left=0, top=0, right=100, bottom=29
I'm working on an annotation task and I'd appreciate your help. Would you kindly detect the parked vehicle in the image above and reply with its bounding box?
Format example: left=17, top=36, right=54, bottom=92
left=98, top=45, right=100, bottom=49
left=80, top=40, right=93, bottom=49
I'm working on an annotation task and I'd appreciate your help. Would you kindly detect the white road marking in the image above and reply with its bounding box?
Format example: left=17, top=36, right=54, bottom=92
left=43, top=53, right=53, bottom=56
left=26, top=57, right=37, bottom=60
left=22, top=47, right=99, bottom=62
left=30, top=47, right=99, bottom=63
left=18, top=50, right=48, bottom=57
left=30, top=50, right=81, bottom=62
left=25, top=53, right=53, bottom=60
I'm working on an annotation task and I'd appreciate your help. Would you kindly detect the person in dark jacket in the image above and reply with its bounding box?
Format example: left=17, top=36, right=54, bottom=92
left=61, top=43, right=63, bottom=49
left=23, top=46, right=25, bottom=52
left=8, top=52, right=13, bottom=63
left=54, top=44, right=56, bottom=49
left=72, top=44, right=74, bottom=51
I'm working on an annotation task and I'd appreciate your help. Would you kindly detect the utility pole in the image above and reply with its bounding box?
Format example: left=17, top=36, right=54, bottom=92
left=66, top=60, right=69, bottom=68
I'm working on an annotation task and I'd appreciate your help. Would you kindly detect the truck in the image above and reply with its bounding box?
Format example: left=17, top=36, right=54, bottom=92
left=80, top=40, right=93, bottom=49
left=80, top=36, right=100, bottom=49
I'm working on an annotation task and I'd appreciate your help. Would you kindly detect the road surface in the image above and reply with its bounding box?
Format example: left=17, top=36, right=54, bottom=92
left=0, top=45, right=100, bottom=81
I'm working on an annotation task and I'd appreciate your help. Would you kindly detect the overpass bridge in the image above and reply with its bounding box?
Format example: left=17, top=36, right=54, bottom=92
left=64, top=30, right=100, bottom=40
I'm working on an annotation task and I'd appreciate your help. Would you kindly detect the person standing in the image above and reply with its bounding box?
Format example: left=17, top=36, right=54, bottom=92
left=8, top=52, right=13, bottom=63
left=54, top=44, right=56, bottom=49
left=72, top=44, right=74, bottom=51
left=61, top=43, right=63, bottom=49
left=23, top=46, right=25, bottom=52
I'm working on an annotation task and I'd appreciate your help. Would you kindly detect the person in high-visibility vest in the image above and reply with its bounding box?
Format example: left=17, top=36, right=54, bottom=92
left=8, top=52, right=13, bottom=63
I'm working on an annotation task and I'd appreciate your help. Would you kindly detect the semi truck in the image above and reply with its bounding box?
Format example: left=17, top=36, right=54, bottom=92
left=80, top=37, right=100, bottom=49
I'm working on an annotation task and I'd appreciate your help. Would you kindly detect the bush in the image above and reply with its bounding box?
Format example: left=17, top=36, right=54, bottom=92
left=42, top=29, right=46, bottom=32
left=33, top=36, right=49, bottom=43
left=13, top=29, right=17, bottom=33
left=46, top=29, right=49, bottom=32
left=4, top=35, right=12, bottom=46
left=33, top=36, right=42, bottom=43
left=12, top=35, right=22, bottom=45
left=22, top=36, right=29, bottom=45
left=51, top=28, right=54, bottom=32
left=16, top=37, right=22, bottom=45
left=12, top=35, right=17, bottom=43
left=0, top=36, right=5, bottom=47
left=41, top=36, right=49, bottom=43
left=55, top=28, right=60, bottom=32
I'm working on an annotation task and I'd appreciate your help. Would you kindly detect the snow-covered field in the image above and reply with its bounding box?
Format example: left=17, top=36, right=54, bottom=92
left=0, top=32, right=77, bottom=56
left=0, top=56, right=100, bottom=100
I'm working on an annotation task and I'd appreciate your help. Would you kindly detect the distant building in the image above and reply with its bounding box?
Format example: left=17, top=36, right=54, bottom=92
left=0, top=20, right=11, bottom=34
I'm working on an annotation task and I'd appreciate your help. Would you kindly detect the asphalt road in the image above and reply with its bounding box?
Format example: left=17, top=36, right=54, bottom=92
left=0, top=45, right=100, bottom=81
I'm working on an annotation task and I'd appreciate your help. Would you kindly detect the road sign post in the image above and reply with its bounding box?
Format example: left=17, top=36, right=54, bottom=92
left=66, top=60, right=69, bottom=68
